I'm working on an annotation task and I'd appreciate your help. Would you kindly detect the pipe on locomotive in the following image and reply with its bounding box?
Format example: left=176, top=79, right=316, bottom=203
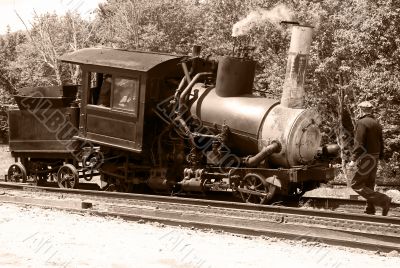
left=242, top=141, right=282, bottom=168
left=174, top=45, right=203, bottom=100
left=179, top=72, right=213, bottom=112
left=171, top=67, right=216, bottom=147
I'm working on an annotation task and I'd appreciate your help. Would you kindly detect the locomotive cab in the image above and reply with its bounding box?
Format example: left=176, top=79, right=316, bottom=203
left=59, top=48, right=183, bottom=153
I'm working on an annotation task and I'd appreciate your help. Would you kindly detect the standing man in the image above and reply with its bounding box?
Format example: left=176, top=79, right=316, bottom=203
left=349, top=101, right=391, bottom=216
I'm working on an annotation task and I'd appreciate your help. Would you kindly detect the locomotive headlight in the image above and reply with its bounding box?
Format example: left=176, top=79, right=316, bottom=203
left=259, top=105, right=322, bottom=167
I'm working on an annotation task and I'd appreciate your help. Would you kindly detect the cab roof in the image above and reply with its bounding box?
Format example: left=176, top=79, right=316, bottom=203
left=59, top=47, right=183, bottom=72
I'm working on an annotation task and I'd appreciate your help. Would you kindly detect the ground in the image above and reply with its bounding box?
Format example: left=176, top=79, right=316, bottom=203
left=0, top=203, right=399, bottom=268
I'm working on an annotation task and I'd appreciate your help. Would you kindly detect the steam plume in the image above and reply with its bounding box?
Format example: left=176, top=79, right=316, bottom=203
left=232, top=4, right=294, bottom=37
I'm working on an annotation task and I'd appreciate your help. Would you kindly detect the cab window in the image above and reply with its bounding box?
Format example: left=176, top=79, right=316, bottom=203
left=112, top=77, right=139, bottom=114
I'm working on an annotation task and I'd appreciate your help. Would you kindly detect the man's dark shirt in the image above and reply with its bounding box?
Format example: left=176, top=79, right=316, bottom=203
left=352, top=114, right=384, bottom=161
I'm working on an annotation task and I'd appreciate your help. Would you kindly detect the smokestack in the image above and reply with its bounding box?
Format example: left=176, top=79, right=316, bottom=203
left=280, top=25, right=313, bottom=108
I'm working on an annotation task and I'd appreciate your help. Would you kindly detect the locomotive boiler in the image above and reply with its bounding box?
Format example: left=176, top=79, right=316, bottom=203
left=7, top=24, right=338, bottom=204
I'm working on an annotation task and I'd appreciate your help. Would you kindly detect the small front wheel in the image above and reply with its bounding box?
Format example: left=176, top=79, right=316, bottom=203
left=7, top=163, right=27, bottom=183
left=237, top=173, right=277, bottom=204
left=57, top=164, right=79, bottom=189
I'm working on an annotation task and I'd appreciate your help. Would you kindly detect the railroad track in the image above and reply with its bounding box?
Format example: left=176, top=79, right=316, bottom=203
left=0, top=182, right=399, bottom=253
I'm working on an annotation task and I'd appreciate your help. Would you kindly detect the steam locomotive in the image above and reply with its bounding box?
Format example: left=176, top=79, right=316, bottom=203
left=7, top=25, right=338, bottom=204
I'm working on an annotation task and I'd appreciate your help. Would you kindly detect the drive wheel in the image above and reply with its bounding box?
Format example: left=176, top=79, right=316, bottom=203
left=238, top=173, right=276, bottom=204
left=57, top=164, right=79, bottom=189
left=7, top=163, right=27, bottom=183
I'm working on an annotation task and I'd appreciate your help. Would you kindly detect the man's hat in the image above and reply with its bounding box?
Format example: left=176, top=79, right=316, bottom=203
left=358, top=101, right=374, bottom=108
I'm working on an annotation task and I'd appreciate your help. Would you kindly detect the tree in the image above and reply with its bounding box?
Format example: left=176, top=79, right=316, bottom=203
left=0, top=30, right=26, bottom=142
left=0, top=28, right=26, bottom=94
left=271, top=0, right=400, bottom=183
left=14, top=11, right=98, bottom=86
left=95, top=0, right=204, bottom=54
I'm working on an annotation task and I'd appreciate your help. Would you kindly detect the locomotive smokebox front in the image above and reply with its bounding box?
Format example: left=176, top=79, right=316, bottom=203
left=190, top=25, right=321, bottom=168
